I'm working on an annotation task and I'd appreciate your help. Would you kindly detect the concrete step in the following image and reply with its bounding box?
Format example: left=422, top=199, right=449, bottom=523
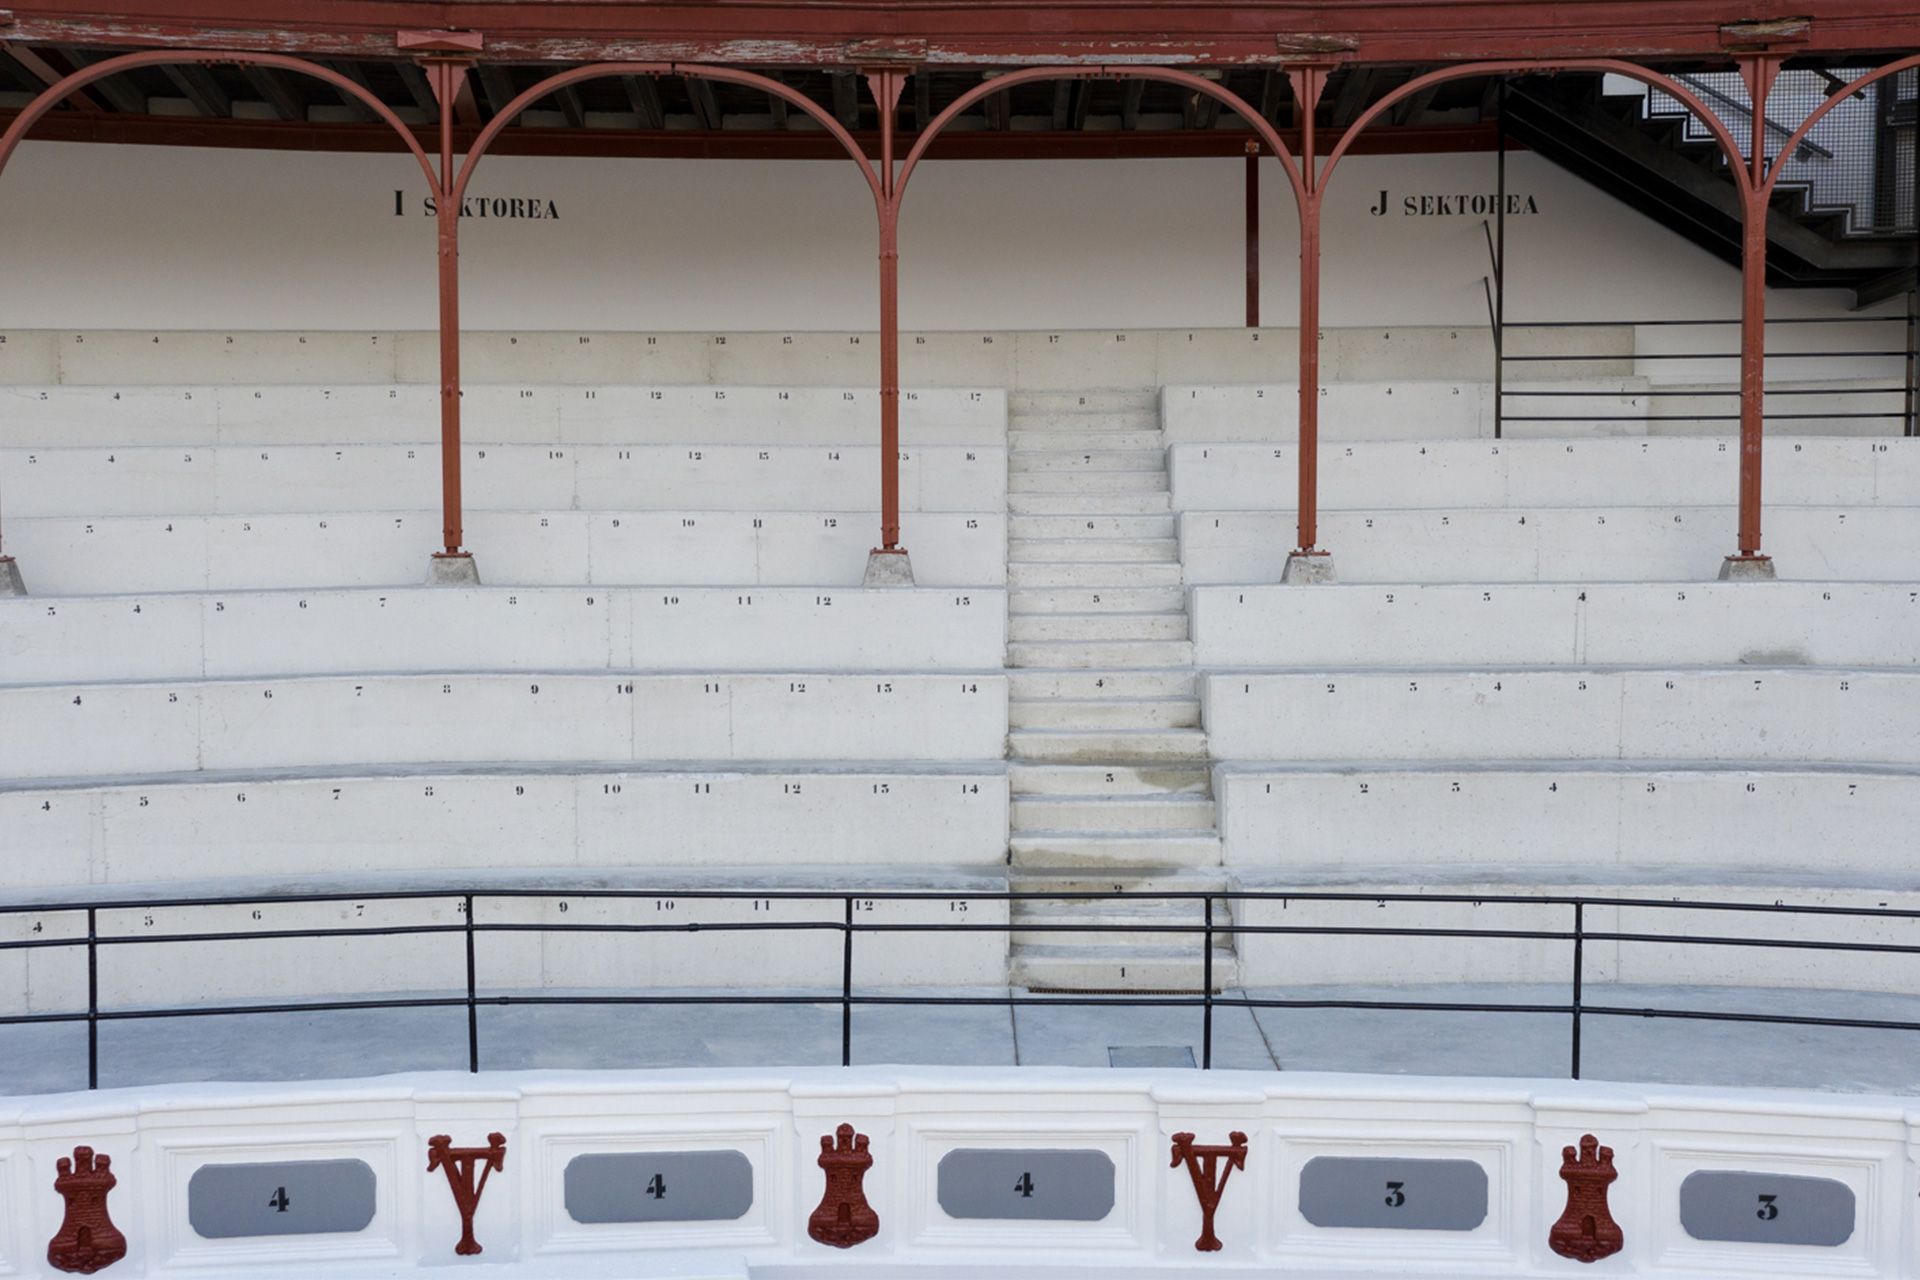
left=1010, top=829, right=1223, bottom=867
left=1009, top=538, right=1180, bottom=564
left=1008, top=669, right=1198, bottom=700
left=1007, top=638, right=1195, bottom=667
left=1011, top=866, right=1228, bottom=896
left=1009, top=586, right=1185, bottom=613
left=1009, top=389, right=1159, bottom=413
left=1008, top=492, right=1172, bottom=516
left=1012, top=794, right=1218, bottom=832
left=1009, top=429, right=1163, bottom=451
left=1009, top=449, right=1167, bottom=472
left=1011, top=902, right=1231, bottom=950
left=1010, top=763, right=1212, bottom=796
left=1008, top=613, right=1189, bottom=643
left=1009, top=514, right=1176, bottom=540
left=1008, top=697, right=1203, bottom=730
left=1009, top=470, right=1169, bottom=494
left=1007, top=563, right=1183, bottom=589
left=1008, top=728, right=1210, bottom=764
left=1012, top=945, right=1238, bottom=993
left=1007, top=410, right=1159, bottom=432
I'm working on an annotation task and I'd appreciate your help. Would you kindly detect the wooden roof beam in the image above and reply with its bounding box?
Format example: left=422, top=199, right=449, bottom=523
left=160, top=62, right=231, bottom=117
left=553, top=83, right=585, bottom=127
left=55, top=45, right=145, bottom=113
left=477, top=63, right=518, bottom=123
left=766, top=69, right=788, bottom=129
left=686, top=74, right=721, bottom=128
left=829, top=70, right=858, bottom=131
left=241, top=64, right=305, bottom=120
left=395, top=59, right=439, bottom=123
left=914, top=69, right=932, bottom=131
left=621, top=73, right=664, bottom=128
left=1, top=41, right=101, bottom=110
left=1120, top=79, right=1144, bottom=130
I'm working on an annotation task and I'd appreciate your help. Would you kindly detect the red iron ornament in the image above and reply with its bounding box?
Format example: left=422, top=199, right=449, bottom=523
left=426, top=1132, right=506, bottom=1257
left=808, top=1123, right=879, bottom=1248
left=47, top=1146, right=127, bottom=1274
left=1170, top=1131, right=1248, bottom=1252
left=1548, top=1133, right=1624, bottom=1263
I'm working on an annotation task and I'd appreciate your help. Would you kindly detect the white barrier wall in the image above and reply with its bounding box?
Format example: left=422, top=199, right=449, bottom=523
left=1179, top=507, right=1920, bottom=583
left=1216, top=765, right=1920, bottom=874
left=1169, top=438, right=1920, bottom=511
left=1201, top=669, right=1920, bottom=765
left=0, top=674, right=1009, bottom=781
left=1188, top=583, right=1920, bottom=668
left=0, top=1069, right=1910, bottom=1278
left=4, top=510, right=1006, bottom=591
left=0, top=588, right=1005, bottom=683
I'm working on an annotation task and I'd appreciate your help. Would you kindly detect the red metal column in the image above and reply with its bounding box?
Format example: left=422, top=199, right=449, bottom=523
left=1288, top=67, right=1332, bottom=567
left=869, top=68, right=908, bottom=556
left=1731, top=53, right=1781, bottom=568
left=1244, top=140, right=1260, bottom=328
left=423, top=55, right=473, bottom=568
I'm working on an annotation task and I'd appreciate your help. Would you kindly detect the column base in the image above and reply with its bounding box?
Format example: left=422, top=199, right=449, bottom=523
left=863, top=548, right=915, bottom=587
left=1717, top=554, right=1776, bottom=582
left=1281, top=550, right=1336, bottom=585
left=428, top=552, right=482, bottom=586
left=0, top=557, right=23, bottom=598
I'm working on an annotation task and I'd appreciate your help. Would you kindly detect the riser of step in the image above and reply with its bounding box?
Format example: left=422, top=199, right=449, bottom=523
left=1008, top=410, right=1159, bottom=431
left=1008, top=614, right=1189, bottom=643
left=1008, top=492, right=1172, bottom=515
left=1011, top=926, right=1233, bottom=949
left=1010, top=830, right=1222, bottom=865
left=1009, top=538, right=1180, bottom=563
left=1012, top=796, right=1218, bottom=831
left=1009, top=515, right=1176, bottom=539
left=1010, top=430, right=1163, bottom=451
left=1007, top=638, right=1195, bottom=666
left=1008, top=670, right=1198, bottom=700
left=1009, top=471, right=1169, bottom=494
left=1010, top=763, right=1211, bottom=796
left=1010, top=450, right=1167, bottom=472
left=1011, top=868, right=1228, bottom=896
left=1009, top=586, right=1186, bottom=613
left=1012, top=948, right=1238, bottom=993
left=1008, top=698, right=1202, bottom=730
left=1007, top=564, right=1184, bottom=589
left=1009, top=390, right=1159, bottom=413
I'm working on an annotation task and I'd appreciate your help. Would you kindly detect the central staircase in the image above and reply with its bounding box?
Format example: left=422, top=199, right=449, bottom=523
left=1003, top=389, right=1236, bottom=992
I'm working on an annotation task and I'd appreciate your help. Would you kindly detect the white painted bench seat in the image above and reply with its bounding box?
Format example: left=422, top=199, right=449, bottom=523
left=1169, top=437, right=1919, bottom=511
left=1227, top=867, right=1920, bottom=993
left=1189, top=582, right=1920, bottom=668
left=0, top=587, right=1006, bottom=683
left=0, top=764, right=1010, bottom=889
left=1216, top=763, right=1920, bottom=874
left=1180, top=507, right=1920, bottom=583
left=1201, top=668, right=1920, bottom=764
left=0, top=443, right=1006, bottom=516
left=0, top=384, right=1007, bottom=446
left=5, top=509, right=1007, bottom=592
left=0, top=672, right=1009, bottom=781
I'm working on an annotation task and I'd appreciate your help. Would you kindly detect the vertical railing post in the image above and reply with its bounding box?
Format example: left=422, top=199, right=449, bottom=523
left=423, top=55, right=477, bottom=584
left=842, top=896, right=855, bottom=1067
left=1570, top=901, right=1584, bottom=1080
left=1202, top=895, right=1215, bottom=1069
left=865, top=67, right=913, bottom=584
left=1494, top=78, right=1507, bottom=441
left=1244, top=140, right=1260, bottom=328
left=1905, top=284, right=1917, bottom=439
left=1725, top=54, right=1781, bottom=577
left=1284, top=66, right=1333, bottom=583
left=464, top=893, right=479, bottom=1073
left=86, top=906, right=99, bottom=1090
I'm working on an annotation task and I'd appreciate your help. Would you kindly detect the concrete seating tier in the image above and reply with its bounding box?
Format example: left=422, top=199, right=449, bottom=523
left=0, top=765, right=1009, bottom=889
left=0, top=326, right=1497, bottom=388
left=1216, top=764, right=1920, bottom=874
left=6, top=510, right=1006, bottom=592
left=1180, top=507, right=1918, bottom=583
left=0, top=443, right=1006, bottom=516
left=1201, top=668, right=1919, bottom=764
left=1163, top=379, right=1903, bottom=443
left=1189, top=583, right=1920, bottom=668
left=0, top=385, right=1005, bottom=447
left=1226, top=869, right=1920, bottom=993
left=0, top=673, right=1007, bottom=781
left=0, top=870, right=1011, bottom=1013
left=1169, top=437, right=1920, bottom=511
left=0, top=587, right=1005, bottom=683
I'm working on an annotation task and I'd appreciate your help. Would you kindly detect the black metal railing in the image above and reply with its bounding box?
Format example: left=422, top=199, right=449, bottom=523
left=6, top=885, right=1920, bottom=1091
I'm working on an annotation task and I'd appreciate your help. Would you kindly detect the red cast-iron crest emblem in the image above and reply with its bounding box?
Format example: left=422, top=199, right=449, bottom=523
left=1548, top=1133, right=1624, bottom=1263
left=808, top=1123, right=879, bottom=1247
left=426, top=1132, right=506, bottom=1257
left=1170, top=1131, right=1248, bottom=1252
left=47, top=1146, right=128, bottom=1274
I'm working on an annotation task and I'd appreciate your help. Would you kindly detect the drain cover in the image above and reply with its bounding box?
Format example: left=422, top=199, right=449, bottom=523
left=1107, top=1045, right=1196, bottom=1068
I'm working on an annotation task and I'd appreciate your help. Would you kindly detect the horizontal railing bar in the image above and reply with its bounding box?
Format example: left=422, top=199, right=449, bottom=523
left=1508, top=316, right=1906, bottom=327
left=1504, top=386, right=1908, bottom=396
left=1502, top=413, right=1903, bottom=422
left=1504, top=350, right=1910, bottom=360
left=1580, top=1005, right=1920, bottom=1033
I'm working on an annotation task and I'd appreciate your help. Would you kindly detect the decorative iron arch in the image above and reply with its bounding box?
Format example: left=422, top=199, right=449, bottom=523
left=1761, top=54, right=1920, bottom=202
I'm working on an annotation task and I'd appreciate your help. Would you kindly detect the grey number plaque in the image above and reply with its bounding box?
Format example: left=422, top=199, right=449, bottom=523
left=937, top=1149, right=1116, bottom=1222
left=1299, top=1157, right=1488, bottom=1231
left=1680, top=1171, right=1854, bottom=1247
left=564, top=1151, right=753, bottom=1224
left=188, top=1159, right=377, bottom=1239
